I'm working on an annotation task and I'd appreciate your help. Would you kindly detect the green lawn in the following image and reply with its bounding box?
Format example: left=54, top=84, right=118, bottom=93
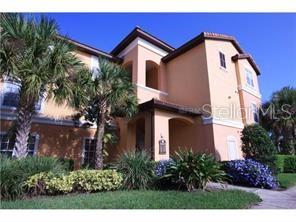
left=277, top=173, right=296, bottom=188
left=1, top=190, right=260, bottom=209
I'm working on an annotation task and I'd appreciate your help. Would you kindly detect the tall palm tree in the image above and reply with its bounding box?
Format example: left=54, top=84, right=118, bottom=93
left=260, top=86, right=296, bottom=154
left=0, top=13, right=84, bottom=158
left=73, top=59, right=138, bottom=169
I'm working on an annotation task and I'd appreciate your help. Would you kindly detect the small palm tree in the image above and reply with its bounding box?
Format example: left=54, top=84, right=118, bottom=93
left=73, top=59, right=138, bottom=169
left=260, top=86, right=296, bottom=154
left=0, top=14, right=84, bottom=158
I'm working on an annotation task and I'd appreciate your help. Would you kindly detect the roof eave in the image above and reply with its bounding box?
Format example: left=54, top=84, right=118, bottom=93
left=139, top=99, right=201, bottom=117
left=59, top=35, right=122, bottom=64
left=111, top=27, right=175, bottom=56
left=162, top=32, right=245, bottom=63
left=232, top=54, right=261, bottom=75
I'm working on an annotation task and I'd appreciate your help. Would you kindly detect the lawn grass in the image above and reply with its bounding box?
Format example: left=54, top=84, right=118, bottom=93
left=277, top=173, right=296, bottom=188
left=0, top=190, right=260, bottom=209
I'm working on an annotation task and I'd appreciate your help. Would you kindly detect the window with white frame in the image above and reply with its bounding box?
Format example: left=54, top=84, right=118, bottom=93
left=219, top=51, right=226, bottom=69
left=245, top=68, right=255, bottom=88
left=1, top=79, right=43, bottom=111
left=83, top=138, right=96, bottom=168
left=0, top=133, right=37, bottom=156
left=251, top=103, right=259, bottom=123
left=91, top=55, right=99, bottom=78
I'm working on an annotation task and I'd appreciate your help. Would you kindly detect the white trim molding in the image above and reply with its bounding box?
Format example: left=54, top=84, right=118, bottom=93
left=136, top=83, right=168, bottom=96
left=0, top=111, right=97, bottom=128
left=238, top=85, right=262, bottom=99
left=118, top=37, right=169, bottom=58
left=202, top=117, right=244, bottom=129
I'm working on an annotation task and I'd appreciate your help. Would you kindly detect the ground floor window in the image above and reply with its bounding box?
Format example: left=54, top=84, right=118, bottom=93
left=0, top=133, right=37, bottom=156
left=83, top=138, right=96, bottom=168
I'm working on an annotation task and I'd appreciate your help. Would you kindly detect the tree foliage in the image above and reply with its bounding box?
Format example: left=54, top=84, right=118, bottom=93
left=241, top=124, right=277, bottom=171
left=260, top=86, right=296, bottom=154
left=0, top=13, right=84, bottom=158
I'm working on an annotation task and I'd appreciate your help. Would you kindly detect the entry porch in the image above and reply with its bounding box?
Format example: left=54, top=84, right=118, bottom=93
left=120, top=99, right=203, bottom=161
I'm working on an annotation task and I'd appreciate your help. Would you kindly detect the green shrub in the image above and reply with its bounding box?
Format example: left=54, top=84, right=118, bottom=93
left=58, top=158, right=74, bottom=171
left=167, top=149, right=226, bottom=191
left=241, top=124, right=277, bottom=171
left=0, top=156, right=67, bottom=200
left=276, top=155, right=293, bottom=173
left=25, top=170, right=122, bottom=195
left=283, top=156, right=296, bottom=173
left=69, top=170, right=123, bottom=192
left=116, top=151, right=155, bottom=190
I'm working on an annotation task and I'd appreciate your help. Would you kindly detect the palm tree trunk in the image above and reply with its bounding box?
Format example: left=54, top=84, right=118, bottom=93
left=13, top=92, right=35, bottom=159
left=95, top=106, right=105, bottom=169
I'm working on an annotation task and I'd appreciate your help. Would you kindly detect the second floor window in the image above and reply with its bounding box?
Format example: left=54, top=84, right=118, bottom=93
left=91, top=55, right=99, bottom=78
left=1, top=80, right=43, bottom=111
left=219, top=51, right=226, bottom=69
left=245, top=68, right=255, bottom=88
left=2, top=80, right=20, bottom=107
left=251, top=103, right=259, bottom=123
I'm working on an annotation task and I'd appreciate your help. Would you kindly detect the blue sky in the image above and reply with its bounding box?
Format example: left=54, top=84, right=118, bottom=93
left=46, top=13, right=296, bottom=101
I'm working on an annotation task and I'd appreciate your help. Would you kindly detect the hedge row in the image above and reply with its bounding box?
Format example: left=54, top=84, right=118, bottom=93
left=25, top=169, right=123, bottom=195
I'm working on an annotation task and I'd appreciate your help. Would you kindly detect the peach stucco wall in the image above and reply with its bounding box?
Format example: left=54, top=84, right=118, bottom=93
left=204, top=39, right=243, bottom=122
left=122, top=43, right=168, bottom=104
left=166, top=42, right=211, bottom=109
left=153, top=109, right=215, bottom=161
left=235, top=59, right=261, bottom=124
left=212, top=123, right=243, bottom=160
left=1, top=120, right=96, bottom=169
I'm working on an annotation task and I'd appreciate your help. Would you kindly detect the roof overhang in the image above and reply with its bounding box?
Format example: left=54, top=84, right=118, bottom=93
left=111, top=27, right=175, bottom=56
left=162, top=32, right=244, bottom=63
left=232, top=54, right=260, bottom=75
left=59, top=35, right=122, bottom=63
left=139, top=99, right=201, bottom=117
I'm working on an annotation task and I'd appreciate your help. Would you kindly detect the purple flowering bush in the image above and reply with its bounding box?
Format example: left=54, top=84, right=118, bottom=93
left=154, top=159, right=177, bottom=190
left=224, top=159, right=278, bottom=189
left=155, top=159, right=175, bottom=177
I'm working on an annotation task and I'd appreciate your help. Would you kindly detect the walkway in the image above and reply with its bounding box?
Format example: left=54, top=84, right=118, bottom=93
left=207, top=183, right=296, bottom=209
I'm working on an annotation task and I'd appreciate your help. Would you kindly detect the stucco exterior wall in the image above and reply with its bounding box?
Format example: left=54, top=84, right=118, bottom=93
left=212, top=123, right=243, bottom=160
left=165, top=43, right=211, bottom=109
left=204, top=39, right=243, bottom=122
left=0, top=119, right=96, bottom=169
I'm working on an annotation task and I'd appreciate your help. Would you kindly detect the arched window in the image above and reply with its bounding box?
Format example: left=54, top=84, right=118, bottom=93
left=145, top=60, right=159, bottom=90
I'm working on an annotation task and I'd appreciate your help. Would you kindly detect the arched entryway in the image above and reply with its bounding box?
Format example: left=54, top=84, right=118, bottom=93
left=169, top=117, right=195, bottom=156
left=145, top=60, right=159, bottom=90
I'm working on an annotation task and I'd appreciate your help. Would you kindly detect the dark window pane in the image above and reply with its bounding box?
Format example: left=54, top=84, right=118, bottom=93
left=83, top=138, right=97, bottom=169
left=0, top=134, right=36, bottom=156
left=3, top=92, right=19, bottom=107
left=219, top=52, right=226, bottom=69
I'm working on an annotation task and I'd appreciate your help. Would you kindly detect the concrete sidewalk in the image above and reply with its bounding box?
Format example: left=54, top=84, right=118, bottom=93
left=207, top=182, right=296, bottom=209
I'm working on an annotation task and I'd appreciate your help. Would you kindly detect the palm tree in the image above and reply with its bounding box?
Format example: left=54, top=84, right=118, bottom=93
left=0, top=13, right=84, bottom=158
left=260, top=86, right=296, bottom=154
left=73, top=59, right=138, bottom=169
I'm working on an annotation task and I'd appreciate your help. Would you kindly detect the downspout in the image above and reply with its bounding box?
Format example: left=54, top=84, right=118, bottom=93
left=150, top=110, right=154, bottom=160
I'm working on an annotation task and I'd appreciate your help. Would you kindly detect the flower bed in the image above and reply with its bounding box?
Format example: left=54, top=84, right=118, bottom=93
left=224, top=159, right=278, bottom=189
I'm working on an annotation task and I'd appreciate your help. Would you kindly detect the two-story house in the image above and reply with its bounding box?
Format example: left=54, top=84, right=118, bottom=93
left=0, top=27, right=262, bottom=168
